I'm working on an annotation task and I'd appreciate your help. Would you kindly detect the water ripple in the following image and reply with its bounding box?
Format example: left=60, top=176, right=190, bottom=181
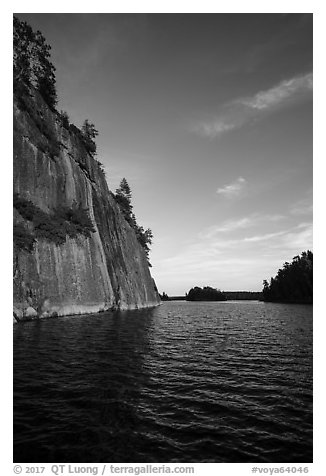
left=14, top=301, right=312, bottom=462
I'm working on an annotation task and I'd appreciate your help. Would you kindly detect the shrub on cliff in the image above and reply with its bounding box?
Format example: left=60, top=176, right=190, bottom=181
left=14, top=79, right=61, bottom=159
left=13, top=194, right=36, bottom=221
left=60, top=110, right=70, bottom=130
left=57, top=202, right=96, bottom=237
left=14, top=194, right=95, bottom=247
left=14, top=16, right=57, bottom=109
left=13, top=223, right=35, bottom=252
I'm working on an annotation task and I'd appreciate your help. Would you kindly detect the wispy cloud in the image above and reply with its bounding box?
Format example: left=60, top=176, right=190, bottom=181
left=280, top=222, right=313, bottom=251
left=201, top=217, right=252, bottom=238
left=201, top=213, right=286, bottom=240
left=193, top=72, right=312, bottom=139
left=152, top=221, right=312, bottom=292
left=237, top=72, right=312, bottom=111
left=216, top=177, right=247, bottom=198
left=289, top=195, right=313, bottom=216
left=244, top=230, right=287, bottom=243
left=194, top=120, right=237, bottom=139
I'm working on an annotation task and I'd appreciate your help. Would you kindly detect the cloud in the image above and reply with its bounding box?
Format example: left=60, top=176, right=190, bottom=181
left=237, top=72, right=313, bottom=111
left=242, top=222, right=312, bottom=250
left=193, top=72, right=312, bottom=139
left=216, top=177, right=247, bottom=198
left=267, top=214, right=286, bottom=222
left=194, top=120, right=236, bottom=139
left=152, top=219, right=312, bottom=294
left=244, top=230, right=287, bottom=243
left=201, top=217, right=252, bottom=238
left=281, top=223, right=313, bottom=251
left=289, top=196, right=313, bottom=216
left=201, top=213, right=286, bottom=239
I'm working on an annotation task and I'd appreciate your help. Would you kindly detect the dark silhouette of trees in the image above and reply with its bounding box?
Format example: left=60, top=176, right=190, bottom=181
left=223, top=291, right=262, bottom=300
left=14, top=16, right=57, bottom=109
left=262, top=251, right=313, bottom=304
left=186, top=286, right=227, bottom=301
left=114, top=178, right=153, bottom=262
left=159, top=292, right=169, bottom=301
left=60, top=110, right=70, bottom=129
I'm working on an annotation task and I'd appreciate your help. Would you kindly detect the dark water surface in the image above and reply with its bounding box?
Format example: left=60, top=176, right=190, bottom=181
left=13, top=301, right=312, bottom=463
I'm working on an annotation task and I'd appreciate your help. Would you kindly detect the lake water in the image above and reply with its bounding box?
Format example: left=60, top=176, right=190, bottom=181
left=13, top=301, right=312, bottom=463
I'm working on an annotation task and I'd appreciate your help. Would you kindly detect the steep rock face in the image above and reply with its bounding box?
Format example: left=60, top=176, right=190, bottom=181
left=13, top=90, right=160, bottom=320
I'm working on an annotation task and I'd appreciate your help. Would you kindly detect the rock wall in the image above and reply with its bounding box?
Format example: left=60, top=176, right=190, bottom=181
left=13, top=90, right=160, bottom=321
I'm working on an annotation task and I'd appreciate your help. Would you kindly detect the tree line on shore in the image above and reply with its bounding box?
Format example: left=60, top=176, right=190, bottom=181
left=159, top=250, right=313, bottom=304
left=262, top=250, right=312, bottom=304
left=160, top=289, right=262, bottom=301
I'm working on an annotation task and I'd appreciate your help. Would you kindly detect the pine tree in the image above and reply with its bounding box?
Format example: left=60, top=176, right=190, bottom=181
left=114, top=178, right=153, bottom=261
left=13, top=16, right=33, bottom=85
left=81, top=120, right=98, bottom=155
left=13, top=16, right=57, bottom=109
left=60, top=110, right=70, bottom=129
left=115, top=178, right=133, bottom=222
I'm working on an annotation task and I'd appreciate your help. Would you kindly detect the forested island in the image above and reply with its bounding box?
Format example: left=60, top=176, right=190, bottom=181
left=186, top=287, right=227, bottom=301
left=262, top=250, right=313, bottom=304
left=160, top=290, right=262, bottom=301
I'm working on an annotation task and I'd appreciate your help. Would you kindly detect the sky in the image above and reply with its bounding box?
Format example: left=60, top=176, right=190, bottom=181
left=16, top=13, right=313, bottom=295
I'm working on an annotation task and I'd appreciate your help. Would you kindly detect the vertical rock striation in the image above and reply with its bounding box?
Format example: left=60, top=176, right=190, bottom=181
left=13, top=90, right=160, bottom=321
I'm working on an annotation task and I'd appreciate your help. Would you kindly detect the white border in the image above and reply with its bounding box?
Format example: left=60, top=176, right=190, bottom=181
left=3, top=3, right=323, bottom=475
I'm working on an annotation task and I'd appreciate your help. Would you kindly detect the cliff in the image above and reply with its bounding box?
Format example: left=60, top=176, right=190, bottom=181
left=13, top=88, right=160, bottom=321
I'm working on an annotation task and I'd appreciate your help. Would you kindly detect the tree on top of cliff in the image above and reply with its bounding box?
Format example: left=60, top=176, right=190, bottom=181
left=81, top=120, right=99, bottom=155
left=60, top=110, right=70, bottom=129
left=115, top=178, right=153, bottom=262
left=134, top=225, right=153, bottom=260
left=115, top=178, right=133, bottom=221
left=13, top=16, right=57, bottom=109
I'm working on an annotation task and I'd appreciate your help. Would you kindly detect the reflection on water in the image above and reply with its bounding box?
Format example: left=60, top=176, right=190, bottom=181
left=14, top=301, right=312, bottom=462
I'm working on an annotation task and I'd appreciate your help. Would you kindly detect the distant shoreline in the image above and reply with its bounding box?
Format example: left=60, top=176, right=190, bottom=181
left=164, top=291, right=263, bottom=302
left=164, top=296, right=312, bottom=305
